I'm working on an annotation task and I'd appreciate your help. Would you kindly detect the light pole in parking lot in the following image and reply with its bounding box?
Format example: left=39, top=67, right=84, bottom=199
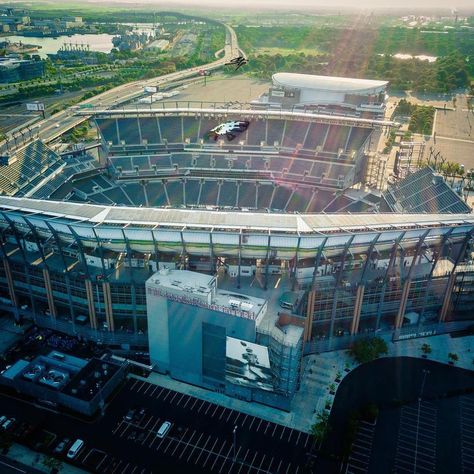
left=413, top=368, right=430, bottom=473
left=233, top=425, right=238, bottom=462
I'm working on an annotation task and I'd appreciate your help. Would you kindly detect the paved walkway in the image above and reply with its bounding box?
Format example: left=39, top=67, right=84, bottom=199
left=4, top=443, right=88, bottom=474
left=297, top=333, right=474, bottom=432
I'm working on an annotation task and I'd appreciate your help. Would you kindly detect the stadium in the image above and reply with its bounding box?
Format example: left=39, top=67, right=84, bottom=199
left=0, top=73, right=473, bottom=409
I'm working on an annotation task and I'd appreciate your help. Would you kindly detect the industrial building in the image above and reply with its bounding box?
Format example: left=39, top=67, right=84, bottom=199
left=0, top=351, right=127, bottom=416
left=0, top=75, right=473, bottom=410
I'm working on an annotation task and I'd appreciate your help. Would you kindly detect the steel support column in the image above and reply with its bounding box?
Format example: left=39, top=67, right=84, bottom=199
left=375, top=232, right=405, bottom=331
left=46, top=222, right=77, bottom=329
left=22, top=217, right=57, bottom=320
left=394, top=231, right=430, bottom=329
left=122, top=231, right=138, bottom=333
left=439, top=230, right=474, bottom=322
left=350, top=234, right=380, bottom=335
left=328, top=236, right=354, bottom=346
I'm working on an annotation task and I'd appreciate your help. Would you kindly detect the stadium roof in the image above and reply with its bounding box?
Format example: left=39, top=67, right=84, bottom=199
left=272, top=73, right=388, bottom=94
left=0, top=196, right=472, bottom=234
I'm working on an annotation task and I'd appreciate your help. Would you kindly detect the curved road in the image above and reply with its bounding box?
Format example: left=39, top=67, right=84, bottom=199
left=0, top=23, right=241, bottom=154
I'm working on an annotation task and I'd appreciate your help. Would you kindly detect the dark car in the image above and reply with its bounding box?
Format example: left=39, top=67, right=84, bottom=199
left=54, top=438, right=70, bottom=454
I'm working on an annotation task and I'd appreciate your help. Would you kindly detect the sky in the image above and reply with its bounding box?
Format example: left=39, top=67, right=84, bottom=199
left=82, top=0, right=474, bottom=11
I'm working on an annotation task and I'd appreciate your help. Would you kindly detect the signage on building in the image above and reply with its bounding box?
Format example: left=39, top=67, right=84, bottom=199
left=271, top=90, right=285, bottom=98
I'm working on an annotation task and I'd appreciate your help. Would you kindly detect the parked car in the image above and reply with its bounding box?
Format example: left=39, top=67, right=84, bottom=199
left=54, top=438, right=70, bottom=454
left=124, top=409, right=136, bottom=422
left=2, top=417, right=15, bottom=431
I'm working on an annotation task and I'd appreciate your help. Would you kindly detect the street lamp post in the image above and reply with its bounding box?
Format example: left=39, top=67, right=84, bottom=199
left=413, top=369, right=430, bottom=473
left=233, top=425, right=238, bottom=462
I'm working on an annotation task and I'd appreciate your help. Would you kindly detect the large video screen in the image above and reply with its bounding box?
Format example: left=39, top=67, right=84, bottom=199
left=225, top=337, right=273, bottom=392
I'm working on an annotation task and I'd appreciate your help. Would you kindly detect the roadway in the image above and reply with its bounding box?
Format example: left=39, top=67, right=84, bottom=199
left=0, top=23, right=241, bottom=156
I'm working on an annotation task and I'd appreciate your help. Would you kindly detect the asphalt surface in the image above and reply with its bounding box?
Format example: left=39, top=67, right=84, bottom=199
left=315, top=356, right=474, bottom=473
left=0, top=455, right=44, bottom=474
left=0, top=377, right=314, bottom=474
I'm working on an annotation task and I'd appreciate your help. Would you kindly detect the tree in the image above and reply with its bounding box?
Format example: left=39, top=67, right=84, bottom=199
left=421, top=343, right=432, bottom=355
left=311, top=410, right=331, bottom=443
left=42, top=456, right=63, bottom=474
left=448, top=352, right=459, bottom=363
left=349, top=337, right=388, bottom=364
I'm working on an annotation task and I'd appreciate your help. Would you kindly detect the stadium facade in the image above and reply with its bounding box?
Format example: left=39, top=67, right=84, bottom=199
left=0, top=74, right=473, bottom=410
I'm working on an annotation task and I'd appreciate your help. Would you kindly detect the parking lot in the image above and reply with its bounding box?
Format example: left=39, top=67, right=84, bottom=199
left=0, top=374, right=314, bottom=474
left=345, top=420, right=375, bottom=474
left=460, top=393, right=474, bottom=473
left=394, top=401, right=437, bottom=474
left=107, top=378, right=313, bottom=473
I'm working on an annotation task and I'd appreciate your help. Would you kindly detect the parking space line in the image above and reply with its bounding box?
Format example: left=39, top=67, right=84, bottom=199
left=266, top=456, right=274, bottom=473
left=204, top=402, right=214, bottom=415
left=197, top=401, right=208, bottom=413
left=194, top=435, right=212, bottom=464
left=256, top=419, right=264, bottom=432
left=162, top=436, right=177, bottom=454
left=148, top=385, right=159, bottom=397
left=237, top=449, right=250, bottom=474
left=130, top=379, right=139, bottom=391
left=280, top=426, right=288, bottom=440
left=143, top=383, right=153, bottom=395
left=171, top=428, right=189, bottom=456
left=219, top=407, right=227, bottom=420
left=226, top=409, right=235, bottom=422
left=248, top=417, right=256, bottom=430
left=135, top=381, right=146, bottom=393
left=186, top=432, right=204, bottom=462
left=295, top=431, right=302, bottom=446
left=210, top=441, right=228, bottom=470
left=262, top=421, right=270, bottom=435
left=175, top=393, right=186, bottom=406
left=303, top=434, right=310, bottom=448
left=142, top=416, right=154, bottom=430
left=153, top=387, right=165, bottom=399
left=269, top=423, right=277, bottom=437
left=233, top=412, right=241, bottom=425
left=168, top=392, right=179, bottom=404
left=202, top=438, right=220, bottom=468
left=240, top=414, right=249, bottom=427
left=215, top=443, right=234, bottom=472
left=182, top=395, right=193, bottom=408
left=162, top=389, right=173, bottom=402
left=211, top=404, right=220, bottom=417
left=246, top=451, right=258, bottom=473
left=190, top=398, right=199, bottom=410
left=96, top=453, right=109, bottom=471
left=112, top=420, right=125, bottom=435
left=111, top=459, right=123, bottom=474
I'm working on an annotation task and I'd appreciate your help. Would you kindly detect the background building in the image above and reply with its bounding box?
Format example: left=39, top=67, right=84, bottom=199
left=253, top=73, right=388, bottom=118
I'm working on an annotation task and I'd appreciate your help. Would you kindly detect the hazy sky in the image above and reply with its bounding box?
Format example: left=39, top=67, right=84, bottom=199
left=86, top=0, right=473, bottom=11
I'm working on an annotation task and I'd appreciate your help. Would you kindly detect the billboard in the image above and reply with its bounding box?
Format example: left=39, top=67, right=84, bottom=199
left=144, top=86, right=158, bottom=94
left=225, top=337, right=273, bottom=392
left=26, top=102, right=45, bottom=111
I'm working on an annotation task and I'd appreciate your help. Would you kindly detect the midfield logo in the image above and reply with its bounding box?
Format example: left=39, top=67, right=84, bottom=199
left=205, top=120, right=250, bottom=142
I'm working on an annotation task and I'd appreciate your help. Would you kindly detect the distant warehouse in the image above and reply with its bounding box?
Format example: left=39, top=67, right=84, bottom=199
left=0, top=57, right=45, bottom=83
left=253, top=72, right=388, bottom=118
